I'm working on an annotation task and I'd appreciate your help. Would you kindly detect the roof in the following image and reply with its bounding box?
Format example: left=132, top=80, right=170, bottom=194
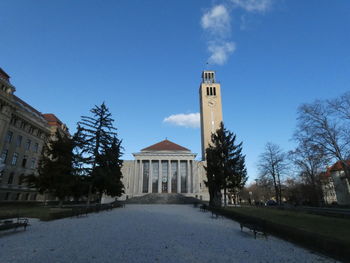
left=13, top=95, right=43, bottom=117
left=141, top=139, right=190, bottom=152
left=319, top=160, right=350, bottom=180
left=0, top=68, right=10, bottom=81
left=42, top=113, right=62, bottom=125
left=329, top=160, right=350, bottom=172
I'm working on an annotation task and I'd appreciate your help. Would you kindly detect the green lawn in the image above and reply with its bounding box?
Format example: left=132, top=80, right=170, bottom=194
left=226, top=206, right=350, bottom=244
left=0, top=204, right=71, bottom=221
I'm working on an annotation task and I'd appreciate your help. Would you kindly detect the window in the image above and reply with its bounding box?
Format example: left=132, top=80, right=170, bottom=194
left=210, top=87, right=213, bottom=96
left=33, top=142, right=39, bottom=153
left=20, top=121, right=26, bottom=129
left=25, top=139, right=31, bottom=150
left=142, top=161, right=149, bottom=193
left=18, top=174, right=25, bottom=185
left=22, top=155, right=28, bottom=168
left=213, top=87, right=216, bottom=96
left=16, top=193, right=21, bottom=200
left=16, top=135, right=22, bottom=147
left=0, top=170, right=3, bottom=184
left=1, top=149, right=8, bottom=163
left=7, top=172, right=14, bottom=184
left=5, top=192, right=10, bottom=201
left=152, top=161, right=159, bottom=193
left=180, top=161, right=187, bottom=193
left=171, top=161, right=177, bottom=193
left=161, top=161, right=168, bottom=193
left=29, top=126, right=34, bottom=134
left=10, top=117, right=16, bottom=125
left=25, top=193, right=30, bottom=200
left=30, top=158, right=36, bottom=169
left=207, top=87, right=209, bottom=96
left=5, top=131, right=13, bottom=143
left=11, top=152, right=19, bottom=165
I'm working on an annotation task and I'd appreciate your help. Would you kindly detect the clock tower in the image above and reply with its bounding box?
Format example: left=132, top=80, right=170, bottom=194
left=199, top=70, right=223, bottom=160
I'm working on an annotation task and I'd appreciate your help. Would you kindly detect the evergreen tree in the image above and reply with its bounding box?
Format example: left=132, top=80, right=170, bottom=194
left=205, top=122, right=248, bottom=207
left=26, top=130, right=74, bottom=206
left=76, top=103, right=124, bottom=203
left=94, top=137, right=124, bottom=200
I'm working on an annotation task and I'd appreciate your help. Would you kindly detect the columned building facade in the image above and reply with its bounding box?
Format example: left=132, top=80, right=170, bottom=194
left=104, top=140, right=208, bottom=202
left=132, top=141, right=197, bottom=195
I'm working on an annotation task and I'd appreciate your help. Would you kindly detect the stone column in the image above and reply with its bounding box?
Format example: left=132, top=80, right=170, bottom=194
left=167, top=160, right=171, bottom=193
left=192, top=160, right=195, bottom=193
left=133, top=160, right=137, bottom=195
left=139, top=160, right=143, bottom=194
left=148, top=159, right=152, bottom=193
left=158, top=160, right=162, bottom=193
left=177, top=160, right=181, bottom=193
left=187, top=160, right=191, bottom=193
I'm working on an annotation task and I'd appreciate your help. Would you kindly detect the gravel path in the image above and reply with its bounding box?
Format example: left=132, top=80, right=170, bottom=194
left=0, top=205, right=336, bottom=263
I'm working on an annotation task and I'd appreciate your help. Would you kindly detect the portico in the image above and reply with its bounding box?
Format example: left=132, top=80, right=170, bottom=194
left=132, top=140, right=196, bottom=195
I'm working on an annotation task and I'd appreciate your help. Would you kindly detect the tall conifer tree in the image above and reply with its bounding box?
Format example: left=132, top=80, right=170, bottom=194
left=76, top=103, right=124, bottom=203
left=205, top=122, right=247, bottom=207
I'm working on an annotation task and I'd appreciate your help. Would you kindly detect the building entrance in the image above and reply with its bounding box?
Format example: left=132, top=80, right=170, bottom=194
left=162, top=177, right=168, bottom=193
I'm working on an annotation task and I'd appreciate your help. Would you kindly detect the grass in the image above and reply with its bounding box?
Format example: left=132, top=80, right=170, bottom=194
left=0, top=203, right=73, bottom=221
left=0, top=202, right=120, bottom=221
left=226, top=206, right=350, bottom=244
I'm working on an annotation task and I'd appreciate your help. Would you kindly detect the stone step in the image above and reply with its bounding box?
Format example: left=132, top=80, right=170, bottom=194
left=126, top=193, right=200, bottom=204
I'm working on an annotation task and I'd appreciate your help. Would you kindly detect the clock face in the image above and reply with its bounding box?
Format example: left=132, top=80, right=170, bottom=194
left=208, top=100, right=216, bottom=107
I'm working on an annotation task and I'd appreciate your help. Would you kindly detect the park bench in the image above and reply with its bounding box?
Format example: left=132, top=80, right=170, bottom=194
left=200, top=204, right=208, bottom=212
left=211, top=210, right=223, bottom=219
left=72, top=207, right=88, bottom=218
left=0, top=217, right=28, bottom=232
left=102, top=204, right=113, bottom=211
left=115, top=203, right=125, bottom=208
left=240, top=220, right=267, bottom=239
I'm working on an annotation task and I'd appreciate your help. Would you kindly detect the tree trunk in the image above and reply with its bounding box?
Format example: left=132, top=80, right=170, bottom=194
left=211, top=189, right=222, bottom=208
left=272, top=176, right=279, bottom=204
left=87, top=184, right=92, bottom=206
left=224, top=186, right=227, bottom=207
left=99, top=192, right=103, bottom=204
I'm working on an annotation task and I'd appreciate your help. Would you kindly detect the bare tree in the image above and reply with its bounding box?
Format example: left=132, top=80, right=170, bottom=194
left=258, top=143, right=287, bottom=205
left=296, top=100, right=350, bottom=180
left=289, top=141, right=329, bottom=206
left=328, top=91, right=350, bottom=120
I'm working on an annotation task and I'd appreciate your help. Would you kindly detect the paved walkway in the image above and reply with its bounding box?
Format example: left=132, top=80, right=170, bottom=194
left=0, top=205, right=335, bottom=263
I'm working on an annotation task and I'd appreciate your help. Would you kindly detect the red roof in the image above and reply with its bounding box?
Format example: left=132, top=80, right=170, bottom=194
left=319, top=160, right=350, bottom=180
left=329, top=160, right=350, bottom=172
left=43, top=113, right=62, bottom=125
left=141, top=139, right=190, bottom=152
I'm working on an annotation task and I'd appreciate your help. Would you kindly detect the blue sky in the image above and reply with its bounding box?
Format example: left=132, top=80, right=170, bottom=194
left=1, top=0, right=349, bottom=183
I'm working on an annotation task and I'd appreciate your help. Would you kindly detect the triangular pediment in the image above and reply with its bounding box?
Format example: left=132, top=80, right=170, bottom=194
left=141, top=139, right=190, bottom=152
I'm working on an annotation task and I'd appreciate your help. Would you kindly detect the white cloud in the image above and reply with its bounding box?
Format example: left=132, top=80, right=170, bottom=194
left=200, top=0, right=275, bottom=65
left=208, top=41, right=236, bottom=65
left=201, top=5, right=235, bottom=65
left=230, top=0, right=272, bottom=13
left=163, top=113, right=200, bottom=128
left=201, top=5, right=231, bottom=36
